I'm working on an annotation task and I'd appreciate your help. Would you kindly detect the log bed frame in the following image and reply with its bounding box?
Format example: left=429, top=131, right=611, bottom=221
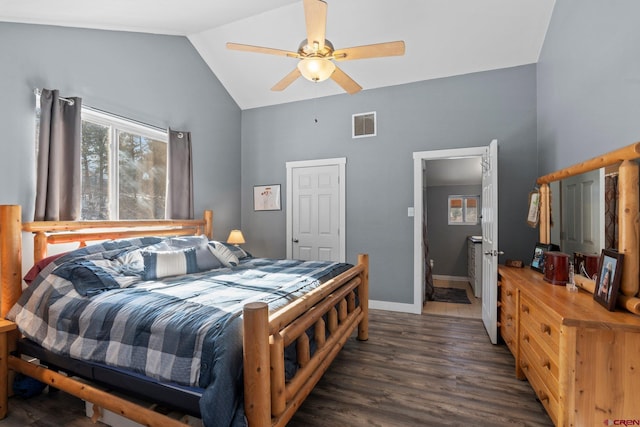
left=0, top=204, right=369, bottom=426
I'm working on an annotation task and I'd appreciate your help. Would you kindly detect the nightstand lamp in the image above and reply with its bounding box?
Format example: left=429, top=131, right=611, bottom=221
left=227, top=229, right=245, bottom=246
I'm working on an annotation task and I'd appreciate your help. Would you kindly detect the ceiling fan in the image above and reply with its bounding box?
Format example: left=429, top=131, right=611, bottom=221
left=226, top=0, right=405, bottom=95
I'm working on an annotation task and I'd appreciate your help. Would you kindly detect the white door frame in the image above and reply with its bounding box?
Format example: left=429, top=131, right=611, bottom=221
left=412, top=146, right=488, bottom=315
left=286, top=158, right=346, bottom=262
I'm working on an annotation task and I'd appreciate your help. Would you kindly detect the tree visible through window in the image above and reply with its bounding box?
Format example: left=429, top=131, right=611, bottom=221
left=81, top=110, right=167, bottom=220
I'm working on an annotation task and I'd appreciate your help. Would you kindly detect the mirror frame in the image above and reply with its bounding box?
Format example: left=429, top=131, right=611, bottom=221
left=536, top=142, right=640, bottom=313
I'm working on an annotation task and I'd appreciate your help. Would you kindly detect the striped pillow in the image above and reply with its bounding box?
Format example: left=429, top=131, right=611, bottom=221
left=208, top=242, right=239, bottom=267
left=142, top=247, right=198, bottom=280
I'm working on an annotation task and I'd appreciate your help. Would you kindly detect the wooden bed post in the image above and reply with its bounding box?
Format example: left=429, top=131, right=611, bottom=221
left=0, top=205, right=22, bottom=318
left=357, top=254, right=369, bottom=341
left=243, top=302, right=271, bottom=427
left=203, top=210, right=213, bottom=240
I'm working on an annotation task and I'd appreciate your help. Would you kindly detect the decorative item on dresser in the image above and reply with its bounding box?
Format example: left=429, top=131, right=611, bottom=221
left=0, top=204, right=369, bottom=427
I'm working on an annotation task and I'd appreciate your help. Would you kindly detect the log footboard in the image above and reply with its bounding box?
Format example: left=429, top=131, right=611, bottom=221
left=243, top=254, right=369, bottom=427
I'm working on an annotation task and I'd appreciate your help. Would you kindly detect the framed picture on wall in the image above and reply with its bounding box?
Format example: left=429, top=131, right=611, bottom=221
left=593, top=249, right=623, bottom=311
left=253, top=184, right=281, bottom=211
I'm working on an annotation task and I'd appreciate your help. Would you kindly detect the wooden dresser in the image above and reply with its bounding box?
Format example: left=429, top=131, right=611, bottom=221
left=498, top=265, right=640, bottom=426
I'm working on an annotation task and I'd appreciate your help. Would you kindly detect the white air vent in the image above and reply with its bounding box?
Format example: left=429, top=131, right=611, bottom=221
left=352, top=111, right=376, bottom=138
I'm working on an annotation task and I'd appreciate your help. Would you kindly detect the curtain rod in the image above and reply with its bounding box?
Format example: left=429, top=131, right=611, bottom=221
left=33, top=88, right=75, bottom=106
left=83, top=105, right=168, bottom=134
left=34, top=88, right=168, bottom=134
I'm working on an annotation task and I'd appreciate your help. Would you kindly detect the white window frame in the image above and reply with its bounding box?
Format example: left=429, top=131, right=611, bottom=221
left=81, top=108, right=168, bottom=220
left=448, top=195, right=480, bottom=225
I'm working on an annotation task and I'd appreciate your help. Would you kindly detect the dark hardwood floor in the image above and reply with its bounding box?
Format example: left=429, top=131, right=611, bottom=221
left=3, top=310, right=552, bottom=426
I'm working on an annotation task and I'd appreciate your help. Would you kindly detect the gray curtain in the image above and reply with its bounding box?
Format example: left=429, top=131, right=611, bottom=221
left=166, top=129, right=194, bottom=219
left=34, top=89, right=82, bottom=221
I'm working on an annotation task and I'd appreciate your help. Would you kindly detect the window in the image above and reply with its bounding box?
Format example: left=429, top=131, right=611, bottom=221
left=36, top=100, right=168, bottom=220
left=448, top=195, right=480, bottom=225
left=81, top=109, right=168, bottom=220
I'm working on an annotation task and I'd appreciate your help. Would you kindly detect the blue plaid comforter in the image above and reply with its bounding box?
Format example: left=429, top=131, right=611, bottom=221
left=6, top=237, right=351, bottom=427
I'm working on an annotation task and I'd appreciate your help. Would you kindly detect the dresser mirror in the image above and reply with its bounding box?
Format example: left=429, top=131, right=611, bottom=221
left=536, top=143, right=640, bottom=314
left=549, top=165, right=621, bottom=258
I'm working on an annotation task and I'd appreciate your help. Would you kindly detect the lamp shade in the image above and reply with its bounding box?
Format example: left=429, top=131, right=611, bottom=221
left=227, top=229, right=245, bottom=245
left=297, top=58, right=336, bottom=82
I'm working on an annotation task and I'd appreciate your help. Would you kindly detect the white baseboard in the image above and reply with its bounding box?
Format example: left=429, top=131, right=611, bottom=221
left=369, top=300, right=421, bottom=314
left=433, top=275, right=470, bottom=282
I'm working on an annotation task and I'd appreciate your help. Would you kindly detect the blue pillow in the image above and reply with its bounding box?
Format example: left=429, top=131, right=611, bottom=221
left=142, top=247, right=199, bottom=280
left=53, top=260, right=121, bottom=297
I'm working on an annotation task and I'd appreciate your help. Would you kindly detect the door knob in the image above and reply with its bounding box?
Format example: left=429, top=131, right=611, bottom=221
left=292, top=238, right=299, bottom=243
left=484, top=250, right=505, bottom=256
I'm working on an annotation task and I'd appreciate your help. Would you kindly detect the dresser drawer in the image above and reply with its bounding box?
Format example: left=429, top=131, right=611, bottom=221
left=500, top=279, right=517, bottom=308
left=500, top=315, right=516, bottom=355
left=499, top=278, right=518, bottom=354
left=520, top=320, right=559, bottom=398
left=520, top=294, right=560, bottom=356
left=520, top=350, right=559, bottom=425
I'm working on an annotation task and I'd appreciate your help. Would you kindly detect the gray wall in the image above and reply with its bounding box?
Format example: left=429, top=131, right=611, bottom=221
left=0, top=23, right=242, bottom=245
left=241, top=65, right=539, bottom=304
left=426, top=185, right=482, bottom=277
left=537, top=0, right=640, bottom=175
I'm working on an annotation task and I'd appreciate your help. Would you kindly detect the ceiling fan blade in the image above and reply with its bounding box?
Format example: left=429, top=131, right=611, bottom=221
left=227, top=42, right=298, bottom=58
left=331, top=66, right=362, bottom=95
left=304, top=0, right=327, bottom=51
left=271, top=68, right=302, bottom=91
left=334, top=41, right=405, bottom=61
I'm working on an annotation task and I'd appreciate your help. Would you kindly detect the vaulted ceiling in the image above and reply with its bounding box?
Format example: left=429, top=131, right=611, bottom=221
left=0, top=0, right=556, bottom=110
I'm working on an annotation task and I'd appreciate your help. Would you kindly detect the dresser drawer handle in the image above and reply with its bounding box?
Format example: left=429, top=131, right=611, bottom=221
left=538, top=391, right=549, bottom=403
left=522, top=304, right=530, bottom=314
left=522, top=362, right=529, bottom=371
left=523, top=334, right=530, bottom=343
left=542, top=359, right=551, bottom=370
left=506, top=290, right=513, bottom=297
left=540, top=323, right=551, bottom=335
left=506, top=314, right=513, bottom=321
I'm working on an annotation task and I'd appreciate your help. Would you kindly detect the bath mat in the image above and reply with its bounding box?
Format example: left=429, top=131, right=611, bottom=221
left=432, top=287, right=471, bottom=304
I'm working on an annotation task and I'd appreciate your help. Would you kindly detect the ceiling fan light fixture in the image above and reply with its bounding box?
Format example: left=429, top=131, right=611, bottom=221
left=297, top=58, right=335, bottom=82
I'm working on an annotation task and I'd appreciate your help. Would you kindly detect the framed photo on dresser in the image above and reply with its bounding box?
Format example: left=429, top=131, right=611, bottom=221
left=530, top=242, right=558, bottom=273
left=594, top=249, right=623, bottom=311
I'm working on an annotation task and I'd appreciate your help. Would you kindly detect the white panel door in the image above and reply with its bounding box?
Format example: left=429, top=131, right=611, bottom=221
left=292, top=164, right=340, bottom=261
left=482, top=139, right=499, bottom=344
